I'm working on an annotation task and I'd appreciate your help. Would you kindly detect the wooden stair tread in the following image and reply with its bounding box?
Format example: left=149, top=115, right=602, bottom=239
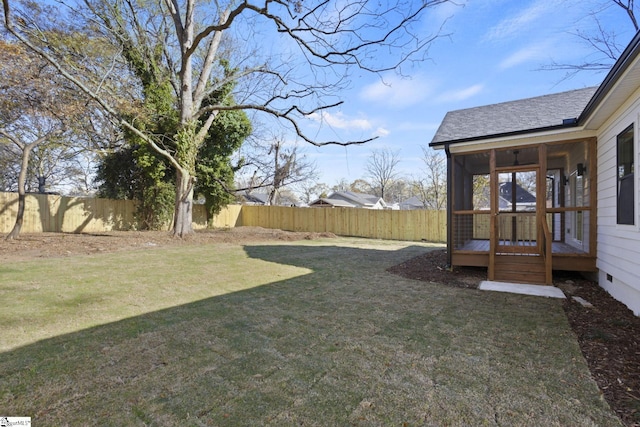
left=493, top=254, right=547, bottom=284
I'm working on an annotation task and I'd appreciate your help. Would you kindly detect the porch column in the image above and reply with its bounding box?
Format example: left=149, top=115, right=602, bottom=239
left=489, top=149, right=497, bottom=280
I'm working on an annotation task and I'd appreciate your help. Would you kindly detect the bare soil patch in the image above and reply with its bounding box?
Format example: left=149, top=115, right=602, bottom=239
left=388, top=249, right=640, bottom=427
left=0, top=227, right=336, bottom=262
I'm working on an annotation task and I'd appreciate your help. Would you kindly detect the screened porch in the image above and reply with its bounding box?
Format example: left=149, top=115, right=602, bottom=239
left=449, top=139, right=597, bottom=279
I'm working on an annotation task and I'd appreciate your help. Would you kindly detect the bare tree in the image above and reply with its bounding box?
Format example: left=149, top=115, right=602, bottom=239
left=0, top=38, right=88, bottom=239
left=0, top=142, right=20, bottom=191
left=349, top=179, right=373, bottom=194
left=298, top=181, right=330, bottom=204
left=242, top=135, right=317, bottom=204
left=384, top=178, right=411, bottom=204
left=412, top=146, right=446, bottom=210
left=2, top=0, right=452, bottom=236
left=542, top=0, right=638, bottom=78
left=332, top=178, right=351, bottom=192
left=365, top=148, right=401, bottom=200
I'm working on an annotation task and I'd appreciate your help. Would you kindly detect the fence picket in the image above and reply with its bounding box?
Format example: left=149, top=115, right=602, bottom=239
left=1, top=193, right=446, bottom=242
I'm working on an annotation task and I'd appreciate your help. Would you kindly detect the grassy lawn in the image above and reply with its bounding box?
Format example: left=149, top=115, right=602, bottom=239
left=0, top=238, right=620, bottom=426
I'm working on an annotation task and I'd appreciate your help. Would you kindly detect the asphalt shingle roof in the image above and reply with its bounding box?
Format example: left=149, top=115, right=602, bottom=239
left=330, top=191, right=382, bottom=206
left=430, top=87, right=598, bottom=145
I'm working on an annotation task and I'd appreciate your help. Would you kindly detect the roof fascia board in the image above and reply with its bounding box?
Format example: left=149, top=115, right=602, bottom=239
left=579, top=30, right=640, bottom=124
left=429, top=122, right=587, bottom=147
left=436, top=128, right=596, bottom=153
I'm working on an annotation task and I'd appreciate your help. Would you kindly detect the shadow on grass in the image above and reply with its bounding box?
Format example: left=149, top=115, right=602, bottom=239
left=0, top=243, right=621, bottom=426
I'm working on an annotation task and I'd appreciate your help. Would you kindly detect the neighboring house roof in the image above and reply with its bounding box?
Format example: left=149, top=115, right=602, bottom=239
left=239, top=192, right=300, bottom=206
left=499, top=182, right=536, bottom=204
left=309, top=198, right=356, bottom=208
left=399, top=196, right=424, bottom=209
left=240, top=192, right=269, bottom=205
left=309, top=191, right=388, bottom=209
left=474, top=186, right=511, bottom=210
left=328, top=191, right=386, bottom=208
left=430, top=87, right=598, bottom=145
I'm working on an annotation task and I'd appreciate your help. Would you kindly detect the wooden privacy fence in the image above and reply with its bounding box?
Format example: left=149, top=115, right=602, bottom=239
left=0, top=192, right=238, bottom=233
left=241, top=205, right=446, bottom=242
left=0, top=192, right=446, bottom=242
left=0, top=192, right=137, bottom=233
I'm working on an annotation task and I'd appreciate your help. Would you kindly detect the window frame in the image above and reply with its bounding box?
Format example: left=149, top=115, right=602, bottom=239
left=616, top=123, right=636, bottom=227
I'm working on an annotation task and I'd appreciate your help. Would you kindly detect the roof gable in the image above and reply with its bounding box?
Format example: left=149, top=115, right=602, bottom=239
left=499, top=182, right=536, bottom=203
left=242, top=192, right=269, bottom=204
left=309, top=198, right=355, bottom=208
left=400, top=196, right=423, bottom=207
left=329, top=191, right=383, bottom=206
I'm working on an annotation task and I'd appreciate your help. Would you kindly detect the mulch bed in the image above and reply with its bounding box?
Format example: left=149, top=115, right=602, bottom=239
left=388, top=249, right=640, bottom=427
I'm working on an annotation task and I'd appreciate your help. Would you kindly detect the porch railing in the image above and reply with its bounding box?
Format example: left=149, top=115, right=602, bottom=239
left=496, top=212, right=538, bottom=253
left=452, top=211, right=491, bottom=251
left=547, top=207, right=591, bottom=255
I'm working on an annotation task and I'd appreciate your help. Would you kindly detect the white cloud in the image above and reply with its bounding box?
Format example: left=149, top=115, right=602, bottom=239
left=360, top=75, right=434, bottom=108
left=498, top=41, right=552, bottom=70
left=437, top=84, right=484, bottom=103
left=484, top=0, right=556, bottom=42
left=374, top=127, right=390, bottom=137
left=307, top=111, right=372, bottom=131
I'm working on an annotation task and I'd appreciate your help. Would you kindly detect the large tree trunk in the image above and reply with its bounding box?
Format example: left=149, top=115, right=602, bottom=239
left=6, top=146, right=33, bottom=240
left=172, top=169, right=194, bottom=237
left=6, top=192, right=26, bottom=240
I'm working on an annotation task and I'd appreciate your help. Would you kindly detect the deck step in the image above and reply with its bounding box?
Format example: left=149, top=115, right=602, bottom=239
left=493, top=254, right=547, bottom=284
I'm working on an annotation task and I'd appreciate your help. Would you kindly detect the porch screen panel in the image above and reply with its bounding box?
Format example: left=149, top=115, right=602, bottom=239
left=497, top=171, right=538, bottom=247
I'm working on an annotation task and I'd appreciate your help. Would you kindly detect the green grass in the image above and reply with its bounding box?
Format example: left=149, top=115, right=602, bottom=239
left=0, top=238, right=621, bottom=426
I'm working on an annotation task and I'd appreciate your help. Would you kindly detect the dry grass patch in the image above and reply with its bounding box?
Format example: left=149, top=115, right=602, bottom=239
left=0, top=238, right=620, bottom=426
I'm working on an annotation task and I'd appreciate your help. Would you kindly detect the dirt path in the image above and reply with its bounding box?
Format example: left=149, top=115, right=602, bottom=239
left=0, top=227, right=336, bottom=262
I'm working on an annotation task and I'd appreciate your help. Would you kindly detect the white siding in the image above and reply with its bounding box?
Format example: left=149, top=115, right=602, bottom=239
left=596, top=94, right=640, bottom=315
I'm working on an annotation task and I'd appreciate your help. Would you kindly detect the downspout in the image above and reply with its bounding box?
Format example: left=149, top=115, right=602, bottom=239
left=445, top=143, right=452, bottom=268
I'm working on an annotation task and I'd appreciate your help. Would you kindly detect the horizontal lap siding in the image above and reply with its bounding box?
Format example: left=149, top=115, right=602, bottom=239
left=596, top=91, right=640, bottom=313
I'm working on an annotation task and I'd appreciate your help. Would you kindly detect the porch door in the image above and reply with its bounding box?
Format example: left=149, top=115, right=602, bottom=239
left=494, top=167, right=539, bottom=254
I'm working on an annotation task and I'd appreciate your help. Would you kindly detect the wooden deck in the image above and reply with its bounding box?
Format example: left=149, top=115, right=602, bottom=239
left=452, top=239, right=596, bottom=273
left=455, top=239, right=587, bottom=255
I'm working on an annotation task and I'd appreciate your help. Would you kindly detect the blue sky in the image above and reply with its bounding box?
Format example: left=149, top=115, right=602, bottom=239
left=289, top=0, right=636, bottom=189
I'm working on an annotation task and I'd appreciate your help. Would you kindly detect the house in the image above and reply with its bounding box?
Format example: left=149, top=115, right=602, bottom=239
left=239, top=192, right=269, bottom=205
left=399, top=196, right=425, bottom=210
left=308, top=198, right=358, bottom=208
left=309, top=191, right=388, bottom=209
left=238, top=192, right=300, bottom=207
left=430, top=31, right=640, bottom=315
left=498, top=182, right=537, bottom=211
left=470, top=182, right=536, bottom=211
